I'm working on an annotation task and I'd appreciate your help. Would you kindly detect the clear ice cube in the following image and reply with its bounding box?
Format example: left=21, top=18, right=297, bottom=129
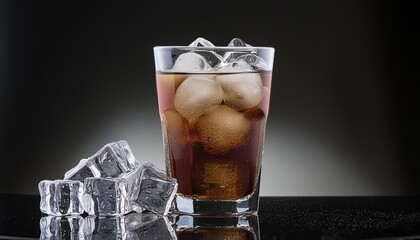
left=196, top=50, right=223, bottom=68
left=163, top=109, right=190, bottom=145
left=174, top=76, right=223, bottom=123
left=187, top=37, right=224, bottom=68
left=39, top=180, right=84, bottom=216
left=82, top=215, right=126, bottom=240
left=111, top=140, right=139, bottom=170
left=189, top=37, right=215, bottom=47
left=215, top=73, right=264, bottom=111
left=40, top=216, right=83, bottom=240
left=235, top=54, right=268, bottom=70
left=64, top=158, right=101, bottom=182
left=172, top=52, right=212, bottom=72
left=227, top=38, right=251, bottom=47
left=222, top=38, right=269, bottom=71
left=120, top=166, right=142, bottom=202
left=130, top=216, right=177, bottom=240
left=83, top=177, right=131, bottom=216
left=219, top=58, right=253, bottom=72
left=91, top=140, right=138, bottom=178
left=134, top=162, right=178, bottom=215
left=64, top=140, right=139, bottom=181
left=222, top=38, right=253, bottom=65
left=196, top=105, right=251, bottom=155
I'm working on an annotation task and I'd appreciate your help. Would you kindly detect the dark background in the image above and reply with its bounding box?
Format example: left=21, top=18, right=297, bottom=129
left=0, top=0, right=418, bottom=195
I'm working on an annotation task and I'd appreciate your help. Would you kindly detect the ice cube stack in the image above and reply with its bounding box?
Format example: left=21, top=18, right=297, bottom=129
left=38, top=140, right=178, bottom=216
left=169, top=37, right=269, bottom=155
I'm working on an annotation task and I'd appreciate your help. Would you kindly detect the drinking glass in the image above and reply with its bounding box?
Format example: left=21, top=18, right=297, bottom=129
left=154, top=44, right=274, bottom=215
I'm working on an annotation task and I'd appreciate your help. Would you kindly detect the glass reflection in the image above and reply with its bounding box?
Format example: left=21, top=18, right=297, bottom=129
left=171, top=215, right=260, bottom=240
left=39, top=212, right=176, bottom=240
left=39, top=213, right=259, bottom=239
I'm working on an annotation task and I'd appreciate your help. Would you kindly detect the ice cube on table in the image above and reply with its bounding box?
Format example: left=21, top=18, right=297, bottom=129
left=130, top=216, right=177, bottom=240
left=215, top=73, right=264, bottom=111
left=64, top=158, right=100, bottom=182
left=64, top=140, right=139, bottom=181
left=172, top=52, right=212, bottom=72
left=174, top=76, right=223, bottom=123
left=83, top=177, right=131, bottom=216
left=40, top=216, right=82, bottom=240
left=134, top=162, right=177, bottom=215
left=91, top=140, right=139, bottom=178
left=196, top=105, right=251, bottom=155
left=111, top=140, right=139, bottom=169
left=39, top=180, right=84, bottom=216
left=120, top=166, right=142, bottom=203
left=82, top=215, right=126, bottom=240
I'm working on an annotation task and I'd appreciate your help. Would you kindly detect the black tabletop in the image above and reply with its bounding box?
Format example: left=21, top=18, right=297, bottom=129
left=0, top=194, right=419, bottom=239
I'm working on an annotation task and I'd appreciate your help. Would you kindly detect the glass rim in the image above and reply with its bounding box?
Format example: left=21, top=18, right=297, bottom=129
left=153, top=46, right=275, bottom=51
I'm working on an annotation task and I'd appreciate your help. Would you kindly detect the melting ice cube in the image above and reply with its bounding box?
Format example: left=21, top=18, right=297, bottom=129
left=174, top=76, right=224, bottom=123
left=196, top=105, right=251, bottom=155
left=215, top=73, right=264, bottom=111
left=163, top=109, right=190, bottom=145
left=39, top=180, right=84, bottom=216
left=172, top=52, right=212, bottom=72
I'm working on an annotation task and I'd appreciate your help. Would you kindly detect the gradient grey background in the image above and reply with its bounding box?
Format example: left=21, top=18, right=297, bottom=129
left=0, top=0, right=419, bottom=195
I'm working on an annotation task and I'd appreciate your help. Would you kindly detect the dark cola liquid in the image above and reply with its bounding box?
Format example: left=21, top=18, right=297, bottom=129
left=156, top=71, right=271, bottom=200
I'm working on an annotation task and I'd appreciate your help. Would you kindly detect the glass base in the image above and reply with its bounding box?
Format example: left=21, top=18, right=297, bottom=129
left=170, top=214, right=260, bottom=240
left=171, top=185, right=260, bottom=216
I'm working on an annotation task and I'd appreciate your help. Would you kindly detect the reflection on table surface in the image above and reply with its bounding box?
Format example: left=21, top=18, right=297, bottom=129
left=39, top=213, right=260, bottom=240
left=1, top=195, right=420, bottom=239
left=172, top=215, right=259, bottom=240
